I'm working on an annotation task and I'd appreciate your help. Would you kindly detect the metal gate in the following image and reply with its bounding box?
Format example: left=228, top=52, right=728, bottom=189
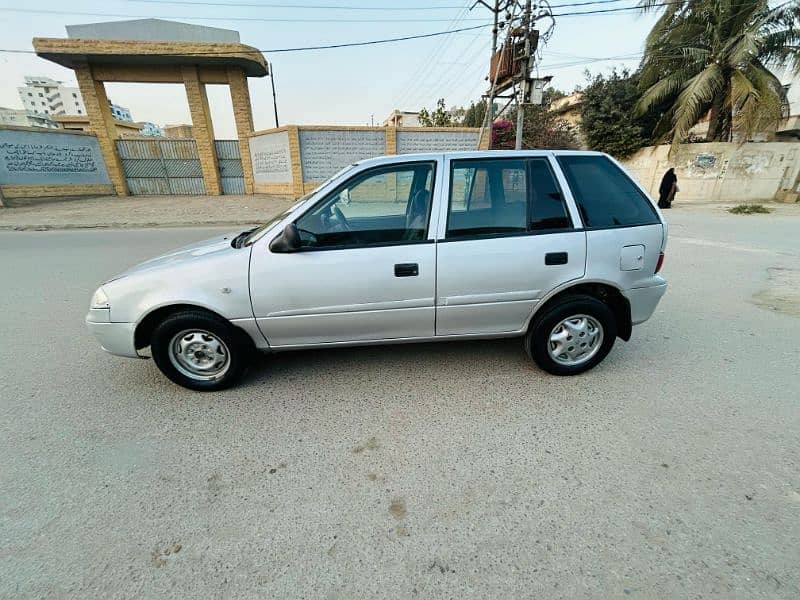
left=117, top=139, right=206, bottom=195
left=215, top=140, right=245, bottom=194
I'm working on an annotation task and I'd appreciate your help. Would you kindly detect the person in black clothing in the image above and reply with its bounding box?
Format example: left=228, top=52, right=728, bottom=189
left=658, top=168, right=677, bottom=209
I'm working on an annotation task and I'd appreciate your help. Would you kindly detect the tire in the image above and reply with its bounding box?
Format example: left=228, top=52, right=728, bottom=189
left=150, top=310, right=251, bottom=391
left=525, top=294, right=617, bottom=376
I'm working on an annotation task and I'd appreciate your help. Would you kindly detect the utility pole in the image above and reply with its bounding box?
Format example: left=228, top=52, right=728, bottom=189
left=515, top=0, right=535, bottom=150
left=269, top=61, right=279, bottom=127
left=488, top=0, right=500, bottom=145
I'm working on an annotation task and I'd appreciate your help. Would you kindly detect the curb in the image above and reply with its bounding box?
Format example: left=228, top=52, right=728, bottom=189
left=0, top=221, right=261, bottom=232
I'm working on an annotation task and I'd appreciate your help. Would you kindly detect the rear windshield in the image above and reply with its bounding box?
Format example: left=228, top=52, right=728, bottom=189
left=557, top=155, right=660, bottom=228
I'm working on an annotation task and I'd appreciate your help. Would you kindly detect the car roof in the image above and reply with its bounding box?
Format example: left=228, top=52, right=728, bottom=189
left=353, top=149, right=606, bottom=167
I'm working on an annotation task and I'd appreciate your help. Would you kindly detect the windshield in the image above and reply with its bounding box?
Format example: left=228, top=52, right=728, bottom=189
left=242, top=195, right=310, bottom=246
left=242, top=163, right=359, bottom=246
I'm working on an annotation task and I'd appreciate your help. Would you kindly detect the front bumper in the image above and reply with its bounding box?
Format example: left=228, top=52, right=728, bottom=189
left=86, top=316, right=141, bottom=358
left=624, top=279, right=668, bottom=325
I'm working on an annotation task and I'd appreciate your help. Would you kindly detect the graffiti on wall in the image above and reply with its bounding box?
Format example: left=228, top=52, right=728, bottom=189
left=249, top=131, right=292, bottom=184
left=396, top=130, right=479, bottom=154
left=0, top=129, right=110, bottom=185
left=1, top=143, right=98, bottom=173
left=299, top=130, right=385, bottom=181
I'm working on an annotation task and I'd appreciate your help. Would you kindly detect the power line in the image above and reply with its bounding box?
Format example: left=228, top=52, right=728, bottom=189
left=551, top=2, right=678, bottom=17
left=0, top=0, right=675, bottom=22
left=124, top=0, right=633, bottom=9
left=394, top=0, right=473, bottom=109
left=0, top=24, right=494, bottom=56
left=127, top=0, right=468, bottom=9
left=0, top=7, right=490, bottom=22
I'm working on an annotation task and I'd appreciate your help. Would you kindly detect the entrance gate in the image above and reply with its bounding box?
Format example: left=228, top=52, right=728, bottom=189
left=215, top=140, right=245, bottom=194
left=117, top=139, right=205, bottom=195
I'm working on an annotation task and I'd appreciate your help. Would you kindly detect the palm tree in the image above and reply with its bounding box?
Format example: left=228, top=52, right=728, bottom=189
left=636, top=0, right=800, bottom=147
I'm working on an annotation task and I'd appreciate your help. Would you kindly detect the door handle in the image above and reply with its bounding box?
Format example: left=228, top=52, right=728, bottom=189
left=394, top=263, right=419, bottom=277
left=545, top=252, right=568, bottom=265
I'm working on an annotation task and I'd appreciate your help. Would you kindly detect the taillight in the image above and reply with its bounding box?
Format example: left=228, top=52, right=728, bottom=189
left=655, top=252, right=665, bottom=273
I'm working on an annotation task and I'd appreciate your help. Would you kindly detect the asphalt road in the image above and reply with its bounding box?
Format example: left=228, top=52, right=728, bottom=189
left=1, top=206, right=799, bottom=598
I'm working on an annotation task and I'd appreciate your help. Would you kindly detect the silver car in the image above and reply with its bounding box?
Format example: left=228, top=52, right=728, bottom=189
left=87, top=150, right=668, bottom=391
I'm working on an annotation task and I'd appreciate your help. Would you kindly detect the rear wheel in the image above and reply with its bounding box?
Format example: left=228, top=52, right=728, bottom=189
left=151, top=310, right=250, bottom=391
left=525, top=294, right=617, bottom=375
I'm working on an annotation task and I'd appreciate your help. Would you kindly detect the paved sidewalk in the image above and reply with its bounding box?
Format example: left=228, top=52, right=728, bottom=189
left=1, top=192, right=797, bottom=231
left=0, top=194, right=296, bottom=230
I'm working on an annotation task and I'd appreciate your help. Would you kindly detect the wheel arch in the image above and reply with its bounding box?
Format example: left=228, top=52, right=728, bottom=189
left=134, top=303, right=256, bottom=351
left=526, top=280, right=632, bottom=341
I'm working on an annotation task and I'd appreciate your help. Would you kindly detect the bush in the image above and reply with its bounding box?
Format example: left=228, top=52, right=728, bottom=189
left=580, top=69, right=658, bottom=158
left=728, top=204, right=772, bottom=214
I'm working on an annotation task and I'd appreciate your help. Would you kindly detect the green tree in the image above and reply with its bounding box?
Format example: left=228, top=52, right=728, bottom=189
left=636, top=0, right=800, bottom=146
left=461, top=99, right=488, bottom=128
left=418, top=98, right=454, bottom=127
left=494, top=106, right=580, bottom=150
left=581, top=68, right=657, bottom=158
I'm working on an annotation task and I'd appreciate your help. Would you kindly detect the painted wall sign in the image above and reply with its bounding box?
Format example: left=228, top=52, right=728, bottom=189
left=693, top=153, right=717, bottom=169
left=0, top=129, right=110, bottom=185
left=250, top=131, right=292, bottom=184
left=299, top=130, right=385, bottom=181
left=396, top=130, right=480, bottom=154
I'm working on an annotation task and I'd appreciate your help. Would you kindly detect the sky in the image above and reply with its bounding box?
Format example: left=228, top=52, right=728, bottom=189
left=0, top=1, right=660, bottom=138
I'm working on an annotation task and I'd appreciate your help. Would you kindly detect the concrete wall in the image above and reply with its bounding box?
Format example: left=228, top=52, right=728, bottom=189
left=622, top=142, right=800, bottom=203
left=248, top=125, right=489, bottom=197
left=0, top=125, right=113, bottom=198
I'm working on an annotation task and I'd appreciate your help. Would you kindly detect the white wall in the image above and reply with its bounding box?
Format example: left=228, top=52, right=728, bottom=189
left=622, top=142, right=800, bottom=203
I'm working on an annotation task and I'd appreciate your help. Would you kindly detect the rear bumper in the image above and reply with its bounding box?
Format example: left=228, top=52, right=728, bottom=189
left=86, top=318, right=140, bottom=358
left=624, top=279, right=668, bottom=325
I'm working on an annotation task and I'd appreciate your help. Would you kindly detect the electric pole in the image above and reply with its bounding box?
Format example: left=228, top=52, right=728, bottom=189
left=515, top=0, right=535, bottom=150
left=489, top=0, right=500, bottom=144
left=269, top=61, right=279, bottom=127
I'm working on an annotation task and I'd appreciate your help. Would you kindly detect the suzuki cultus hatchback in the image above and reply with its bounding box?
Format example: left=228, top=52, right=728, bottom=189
left=87, top=151, right=667, bottom=390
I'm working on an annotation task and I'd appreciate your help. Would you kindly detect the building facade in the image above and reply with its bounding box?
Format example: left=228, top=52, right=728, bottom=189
left=0, top=106, right=59, bottom=128
left=16, top=75, right=134, bottom=127
left=17, top=76, right=85, bottom=117
left=382, top=110, right=421, bottom=127
left=140, top=122, right=165, bottom=137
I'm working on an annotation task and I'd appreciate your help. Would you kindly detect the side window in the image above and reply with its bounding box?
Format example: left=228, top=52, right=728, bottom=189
left=295, top=162, right=434, bottom=249
left=529, top=159, right=571, bottom=231
left=447, top=159, right=527, bottom=238
left=557, top=155, right=659, bottom=228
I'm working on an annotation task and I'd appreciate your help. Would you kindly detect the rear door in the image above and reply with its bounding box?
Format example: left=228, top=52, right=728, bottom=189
left=555, top=154, right=665, bottom=290
left=434, top=154, right=586, bottom=336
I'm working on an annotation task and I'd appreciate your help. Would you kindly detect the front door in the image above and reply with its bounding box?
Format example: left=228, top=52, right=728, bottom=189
left=435, top=155, right=586, bottom=336
left=250, top=160, right=439, bottom=347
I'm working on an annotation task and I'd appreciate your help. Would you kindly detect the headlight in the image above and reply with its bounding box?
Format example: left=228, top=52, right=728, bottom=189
left=91, top=287, right=110, bottom=309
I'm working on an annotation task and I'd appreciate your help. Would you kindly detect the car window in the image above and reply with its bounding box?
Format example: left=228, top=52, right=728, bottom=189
left=556, top=155, right=659, bottom=228
left=447, top=159, right=527, bottom=238
left=446, top=158, right=571, bottom=238
left=529, top=159, right=571, bottom=231
left=295, top=162, right=435, bottom=249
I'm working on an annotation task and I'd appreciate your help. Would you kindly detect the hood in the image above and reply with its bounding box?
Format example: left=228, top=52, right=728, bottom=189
left=106, top=231, right=242, bottom=283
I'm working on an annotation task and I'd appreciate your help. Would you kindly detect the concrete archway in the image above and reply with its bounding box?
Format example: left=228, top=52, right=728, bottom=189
left=34, top=19, right=268, bottom=196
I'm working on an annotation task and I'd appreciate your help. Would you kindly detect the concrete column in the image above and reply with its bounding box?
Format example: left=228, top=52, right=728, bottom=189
left=287, top=125, right=304, bottom=197
left=385, top=126, right=397, bottom=155
left=182, top=65, right=221, bottom=196
left=74, top=64, right=128, bottom=196
left=226, top=67, right=255, bottom=194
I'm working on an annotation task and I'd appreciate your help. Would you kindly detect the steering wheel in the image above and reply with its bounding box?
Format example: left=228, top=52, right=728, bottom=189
left=332, top=205, right=352, bottom=231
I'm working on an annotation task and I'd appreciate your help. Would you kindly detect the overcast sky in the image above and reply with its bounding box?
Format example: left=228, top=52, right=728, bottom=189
left=0, top=1, right=659, bottom=138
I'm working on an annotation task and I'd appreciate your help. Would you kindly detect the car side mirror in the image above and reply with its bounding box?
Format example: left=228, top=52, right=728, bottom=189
left=269, top=222, right=302, bottom=253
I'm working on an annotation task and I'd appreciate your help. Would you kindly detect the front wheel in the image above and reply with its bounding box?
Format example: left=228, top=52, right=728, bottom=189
left=151, top=310, right=251, bottom=391
left=525, top=294, right=617, bottom=375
